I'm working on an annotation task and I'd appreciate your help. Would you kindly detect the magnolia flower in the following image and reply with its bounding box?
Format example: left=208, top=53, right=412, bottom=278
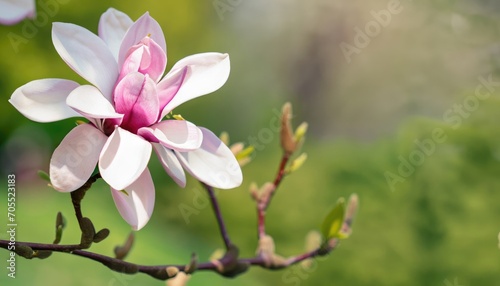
left=9, top=8, right=242, bottom=230
left=0, top=0, right=35, bottom=25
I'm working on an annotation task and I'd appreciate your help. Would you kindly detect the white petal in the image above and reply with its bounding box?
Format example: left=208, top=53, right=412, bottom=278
left=111, top=168, right=155, bottom=230
left=66, top=85, right=123, bottom=120
left=152, top=143, right=186, bottom=187
left=50, top=124, right=107, bottom=192
left=118, top=12, right=166, bottom=68
left=175, top=127, right=242, bottom=189
left=9, top=79, right=80, bottom=122
left=161, top=53, right=230, bottom=116
left=52, top=22, right=118, bottom=101
left=99, top=127, right=152, bottom=190
left=0, top=0, right=35, bottom=25
left=138, top=120, right=202, bottom=152
left=98, top=8, right=133, bottom=61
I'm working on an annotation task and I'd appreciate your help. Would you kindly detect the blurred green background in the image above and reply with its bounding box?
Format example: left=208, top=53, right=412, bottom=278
left=2, top=0, right=500, bottom=285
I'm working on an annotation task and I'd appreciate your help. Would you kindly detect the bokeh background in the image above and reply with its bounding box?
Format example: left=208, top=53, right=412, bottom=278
left=1, top=0, right=500, bottom=285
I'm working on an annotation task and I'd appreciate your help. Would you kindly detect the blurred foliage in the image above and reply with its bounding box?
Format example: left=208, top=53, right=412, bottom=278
left=2, top=0, right=500, bottom=285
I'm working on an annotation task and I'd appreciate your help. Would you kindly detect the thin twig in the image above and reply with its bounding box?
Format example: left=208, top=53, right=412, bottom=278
left=201, top=182, right=232, bottom=250
left=71, top=173, right=101, bottom=231
left=0, top=237, right=339, bottom=279
left=257, top=152, right=292, bottom=238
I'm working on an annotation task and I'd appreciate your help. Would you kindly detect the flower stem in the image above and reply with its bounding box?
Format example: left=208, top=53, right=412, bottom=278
left=201, top=182, right=232, bottom=250
left=71, top=173, right=101, bottom=231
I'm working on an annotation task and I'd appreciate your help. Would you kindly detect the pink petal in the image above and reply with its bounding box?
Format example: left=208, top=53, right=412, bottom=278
left=160, top=53, right=230, bottom=117
left=0, top=0, right=35, bottom=25
left=118, top=12, right=166, bottom=68
left=175, top=127, right=242, bottom=189
left=111, top=168, right=155, bottom=230
left=52, top=22, right=118, bottom=102
left=157, top=66, right=187, bottom=118
left=9, top=79, right=80, bottom=122
left=66, top=85, right=123, bottom=120
left=114, top=72, right=159, bottom=133
left=98, top=8, right=133, bottom=61
left=50, top=124, right=107, bottom=192
left=119, top=37, right=167, bottom=83
left=152, top=143, right=186, bottom=187
left=138, top=120, right=202, bottom=152
left=99, top=127, right=152, bottom=190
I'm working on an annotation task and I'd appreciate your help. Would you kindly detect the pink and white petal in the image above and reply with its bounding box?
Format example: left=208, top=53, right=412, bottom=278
left=120, top=37, right=166, bottom=83
left=138, top=120, right=202, bottom=152
left=0, top=0, right=35, bottom=25
left=111, top=168, right=155, bottom=230
left=67, top=85, right=123, bottom=120
left=52, top=22, right=118, bottom=102
left=9, top=79, right=80, bottom=122
left=157, top=67, right=187, bottom=119
left=98, top=8, right=133, bottom=61
left=160, top=53, right=230, bottom=115
left=118, top=12, right=166, bottom=68
left=175, top=127, right=242, bottom=189
left=99, top=127, right=152, bottom=190
left=114, top=73, right=159, bottom=133
left=50, top=124, right=107, bottom=192
left=152, top=143, right=186, bottom=187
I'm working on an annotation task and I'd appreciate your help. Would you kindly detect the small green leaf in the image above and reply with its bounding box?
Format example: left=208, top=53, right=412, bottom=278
left=119, top=189, right=129, bottom=196
left=321, top=198, right=346, bottom=241
left=37, top=170, right=51, bottom=182
left=235, top=146, right=254, bottom=161
left=53, top=212, right=66, bottom=244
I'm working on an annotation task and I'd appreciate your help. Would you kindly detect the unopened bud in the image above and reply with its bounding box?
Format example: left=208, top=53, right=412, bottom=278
left=294, top=122, right=308, bottom=144
left=286, top=153, right=308, bottom=174
left=219, top=131, right=230, bottom=145
left=301, top=231, right=322, bottom=269
left=173, top=114, right=185, bottom=120
left=257, top=235, right=276, bottom=267
left=184, top=253, right=198, bottom=274
left=80, top=217, right=96, bottom=248
left=230, top=142, right=244, bottom=154
left=167, top=272, right=191, bottom=286
left=280, top=102, right=296, bottom=154
left=249, top=182, right=259, bottom=201
left=235, top=145, right=254, bottom=167
left=15, top=244, right=34, bottom=259
left=259, top=182, right=275, bottom=205
left=93, top=228, right=110, bottom=243
left=34, top=250, right=52, bottom=259
left=209, top=248, right=225, bottom=261
left=114, top=232, right=134, bottom=260
left=166, top=266, right=180, bottom=278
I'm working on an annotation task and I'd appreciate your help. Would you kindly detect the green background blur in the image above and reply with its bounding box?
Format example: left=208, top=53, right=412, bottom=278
left=2, top=0, right=500, bottom=285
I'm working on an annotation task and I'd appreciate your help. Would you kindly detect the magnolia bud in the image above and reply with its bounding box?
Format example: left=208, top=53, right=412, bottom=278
left=280, top=102, right=296, bottom=154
